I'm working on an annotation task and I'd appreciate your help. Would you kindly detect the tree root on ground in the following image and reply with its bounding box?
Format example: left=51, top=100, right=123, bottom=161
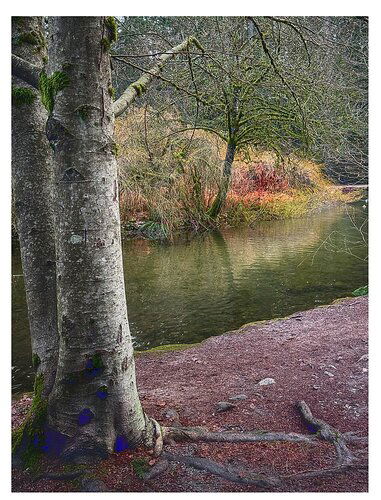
left=163, top=451, right=281, bottom=488
left=296, top=400, right=354, bottom=466
left=150, top=400, right=368, bottom=490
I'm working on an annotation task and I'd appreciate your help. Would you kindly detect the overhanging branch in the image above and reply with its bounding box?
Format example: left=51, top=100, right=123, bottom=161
left=112, top=37, right=204, bottom=117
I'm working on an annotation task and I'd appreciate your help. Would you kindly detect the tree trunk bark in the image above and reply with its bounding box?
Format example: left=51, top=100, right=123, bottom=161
left=12, top=16, right=58, bottom=397
left=207, top=141, right=236, bottom=219
left=45, top=17, right=155, bottom=463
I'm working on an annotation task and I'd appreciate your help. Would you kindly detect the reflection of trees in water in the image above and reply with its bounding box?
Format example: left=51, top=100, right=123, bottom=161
left=219, top=207, right=345, bottom=274
left=123, top=206, right=367, bottom=347
left=309, top=205, right=368, bottom=263
left=123, top=207, right=367, bottom=314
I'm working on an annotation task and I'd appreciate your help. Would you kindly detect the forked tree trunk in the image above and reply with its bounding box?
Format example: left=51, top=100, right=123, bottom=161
left=45, top=17, right=155, bottom=462
left=12, top=16, right=58, bottom=396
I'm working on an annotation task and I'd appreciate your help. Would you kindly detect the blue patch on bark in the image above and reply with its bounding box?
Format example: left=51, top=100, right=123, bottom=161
left=40, top=428, right=68, bottom=456
left=114, top=435, right=130, bottom=452
left=33, top=433, right=40, bottom=447
left=78, top=408, right=94, bottom=426
left=84, top=357, right=104, bottom=378
left=96, top=389, right=108, bottom=400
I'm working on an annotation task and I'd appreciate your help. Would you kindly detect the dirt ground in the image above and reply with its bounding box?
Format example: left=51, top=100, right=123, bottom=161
left=12, top=296, right=368, bottom=492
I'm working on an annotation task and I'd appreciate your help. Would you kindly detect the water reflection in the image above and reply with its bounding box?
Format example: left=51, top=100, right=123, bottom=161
left=12, top=204, right=367, bottom=394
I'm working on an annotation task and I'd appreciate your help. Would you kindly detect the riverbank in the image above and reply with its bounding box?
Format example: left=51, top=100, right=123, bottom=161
left=12, top=296, right=368, bottom=492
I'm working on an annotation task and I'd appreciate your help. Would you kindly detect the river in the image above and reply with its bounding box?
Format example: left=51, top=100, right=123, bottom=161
left=12, top=203, right=368, bottom=394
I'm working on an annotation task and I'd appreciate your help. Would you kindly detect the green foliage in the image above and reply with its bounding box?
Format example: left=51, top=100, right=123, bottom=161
left=131, top=457, right=149, bottom=479
left=39, top=70, right=70, bottom=113
left=12, top=17, right=25, bottom=26
left=12, top=86, right=36, bottom=107
left=12, top=374, right=47, bottom=467
left=352, top=285, right=368, bottom=296
left=138, top=220, right=169, bottom=240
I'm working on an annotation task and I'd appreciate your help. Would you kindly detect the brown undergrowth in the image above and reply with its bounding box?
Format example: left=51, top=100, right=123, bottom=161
left=12, top=296, right=368, bottom=492
left=115, top=109, right=362, bottom=239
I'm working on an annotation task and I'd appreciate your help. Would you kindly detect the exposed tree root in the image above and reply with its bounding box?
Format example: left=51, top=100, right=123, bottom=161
left=163, top=426, right=317, bottom=445
left=151, top=418, right=164, bottom=457
left=283, top=462, right=368, bottom=481
left=151, top=400, right=368, bottom=490
left=163, top=452, right=281, bottom=489
left=15, top=401, right=367, bottom=492
left=297, top=400, right=354, bottom=466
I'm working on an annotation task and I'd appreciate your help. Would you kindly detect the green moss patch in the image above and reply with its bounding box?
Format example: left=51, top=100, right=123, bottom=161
left=105, top=17, right=118, bottom=43
left=17, top=30, right=45, bottom=48
left=108, top=86, right=115, bottom=99
left=134, top=342, right=200, bottom=357
left=131, top=83, right=146, bottom=97
left=12, top=86, right=36, bottom=107
left=101, top=37, right=111, bottom=51
left=39, top=70, right=70, bottom=113
left=12, top=374, right=47, bottom=468
left=32, top=353, right=41, bottom=370
left=131, top=457, right=149, bottom=478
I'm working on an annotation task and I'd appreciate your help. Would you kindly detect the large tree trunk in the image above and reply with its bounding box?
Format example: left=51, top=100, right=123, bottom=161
left=12, top=17, right=58, bottom=397
left=45, top=17, right=155, bottom=463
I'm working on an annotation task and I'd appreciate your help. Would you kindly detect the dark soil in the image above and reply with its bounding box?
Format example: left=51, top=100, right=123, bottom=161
left=12, top=296, right=368, bottom=492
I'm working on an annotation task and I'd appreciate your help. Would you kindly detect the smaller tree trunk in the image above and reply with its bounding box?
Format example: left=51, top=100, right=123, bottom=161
left=208, top=141, right=236, bottom=219
left=12, top=16, right=58, bottom=397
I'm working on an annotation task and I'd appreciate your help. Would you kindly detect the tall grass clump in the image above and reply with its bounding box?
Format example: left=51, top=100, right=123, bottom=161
left=115, top=107, right=223, bottom=238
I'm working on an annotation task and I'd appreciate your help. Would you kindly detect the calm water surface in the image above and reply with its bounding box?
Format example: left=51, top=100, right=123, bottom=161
left=12, top=204, right=368, bottom=394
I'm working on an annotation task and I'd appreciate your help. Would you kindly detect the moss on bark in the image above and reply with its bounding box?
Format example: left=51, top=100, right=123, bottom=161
left=12, top=86, right=36, bottom=107
left=105, top=17, right=118, bottom=43
left=12, top=374, right=48, bottom=467
left=16, top=29, right=46, bottom=49
left=39, top=70, right=70, bottom=113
